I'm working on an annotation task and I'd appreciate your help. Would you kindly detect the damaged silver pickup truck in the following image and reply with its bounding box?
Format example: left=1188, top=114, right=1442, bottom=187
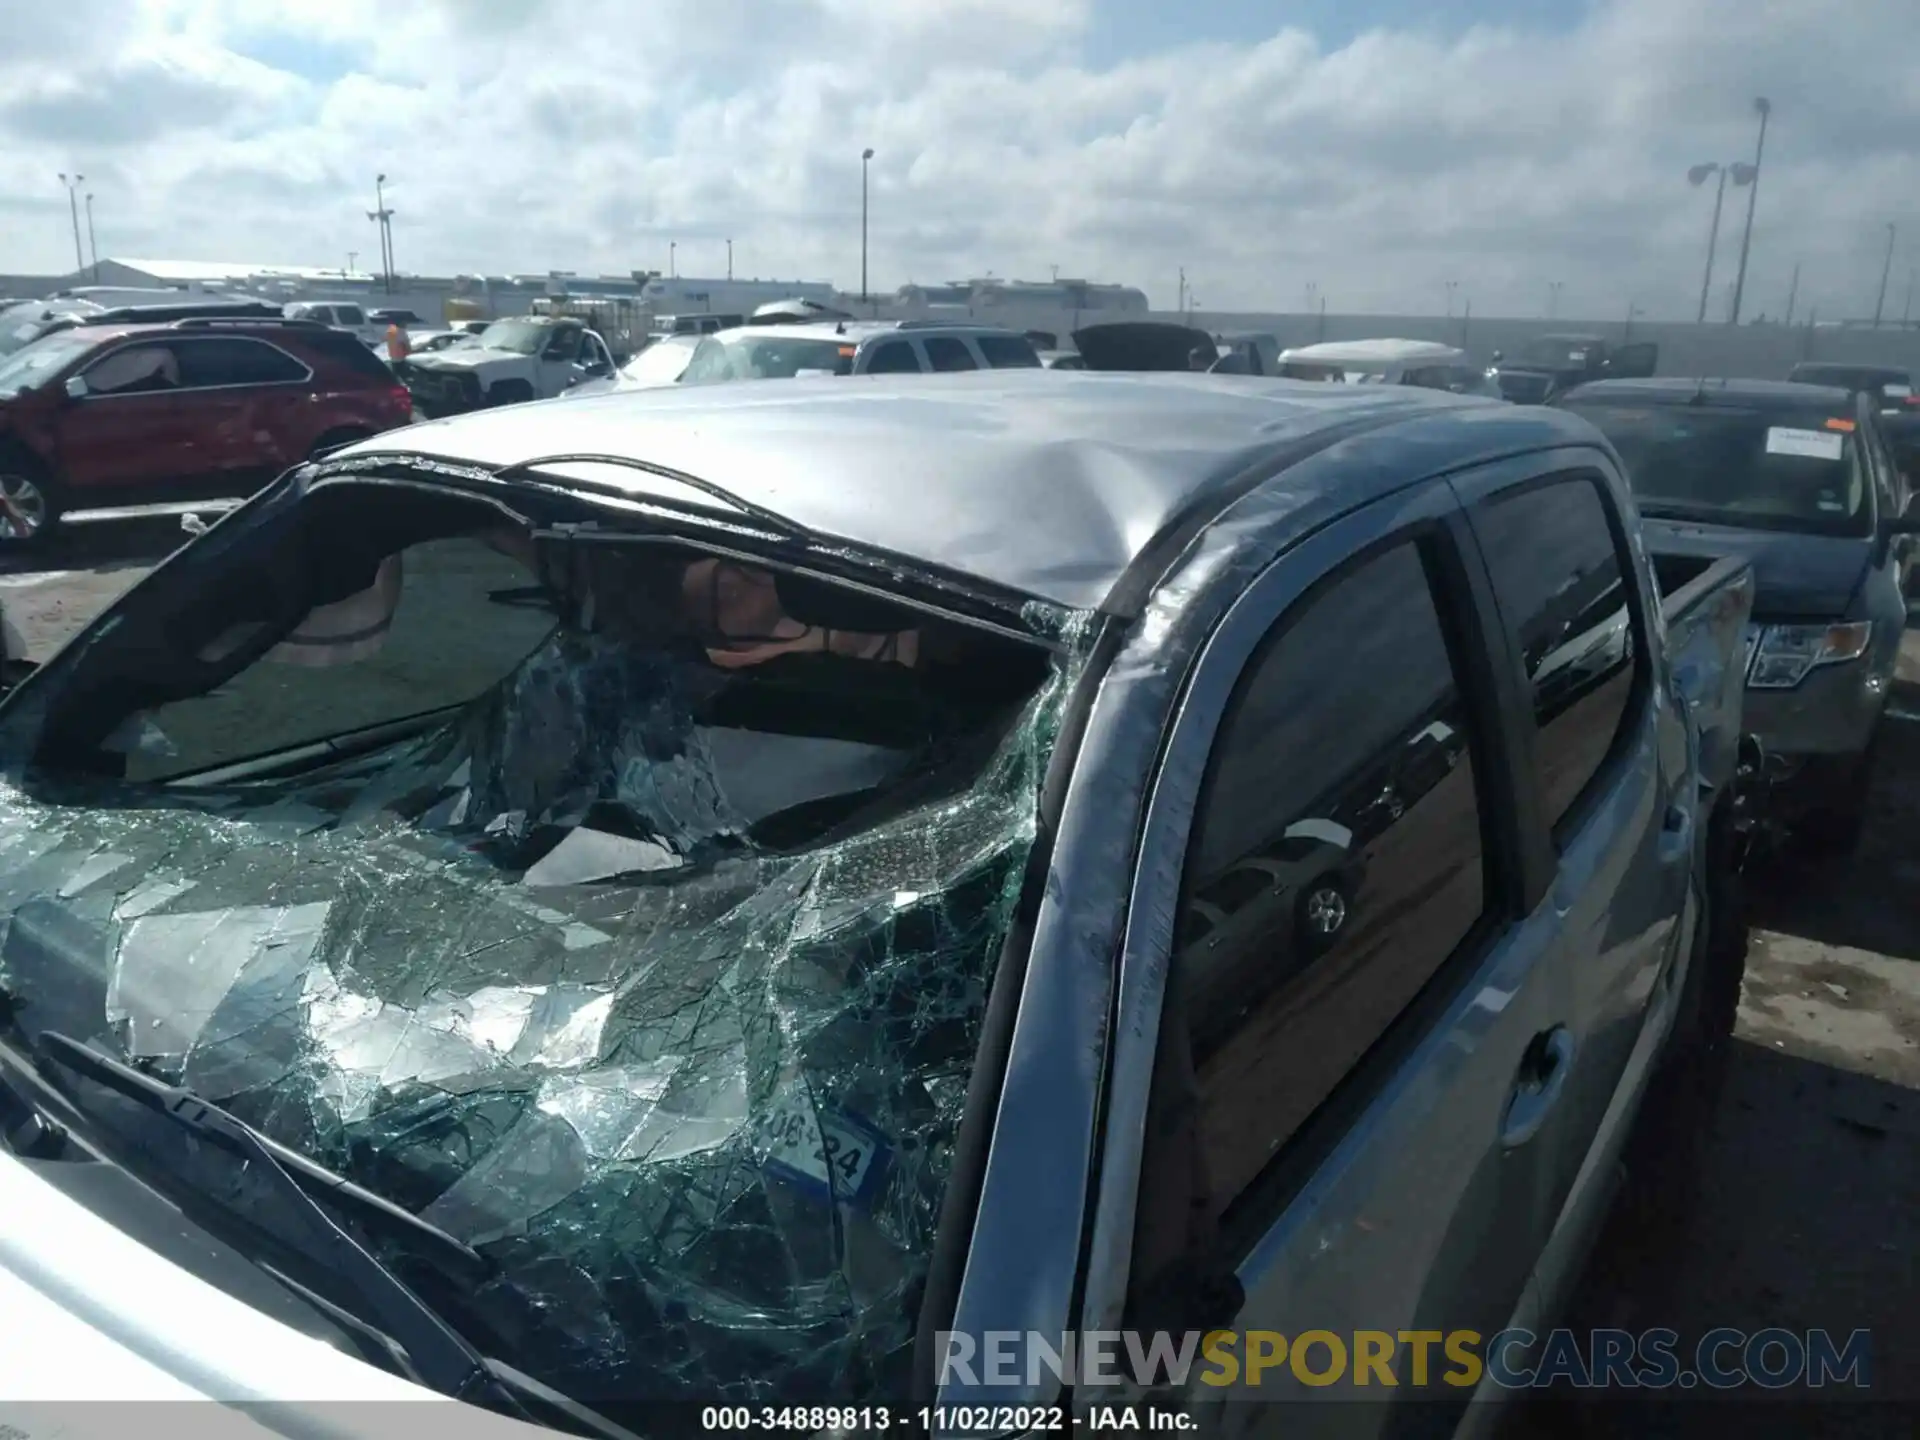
left=0, top=372, right=1756, bottom=1438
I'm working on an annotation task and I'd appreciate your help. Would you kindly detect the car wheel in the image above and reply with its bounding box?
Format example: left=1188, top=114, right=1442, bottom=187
left=0, top=451, right=62, bottom=548
left=1295, top=878, right=1351, bottom=957
left=1798, top=739, right=1877, bottom=858
left=488, top=380, right=535, bottom=407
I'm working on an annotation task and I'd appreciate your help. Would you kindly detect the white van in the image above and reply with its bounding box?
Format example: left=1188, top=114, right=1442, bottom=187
left=1276, top=338, right=1503, bottom=398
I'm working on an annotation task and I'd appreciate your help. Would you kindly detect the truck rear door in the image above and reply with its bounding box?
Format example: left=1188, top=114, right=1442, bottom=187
left=1449, top=457, right=1694, bottom=1348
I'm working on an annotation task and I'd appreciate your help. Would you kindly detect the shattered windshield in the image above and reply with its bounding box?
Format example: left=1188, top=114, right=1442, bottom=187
left=0, top=476, right=1074, bottom=1409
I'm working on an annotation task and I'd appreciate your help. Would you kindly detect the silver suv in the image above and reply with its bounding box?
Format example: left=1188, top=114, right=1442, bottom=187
left=676, top=319, right=1040, bottom=384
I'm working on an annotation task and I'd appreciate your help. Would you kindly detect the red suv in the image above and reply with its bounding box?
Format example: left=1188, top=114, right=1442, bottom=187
left=0, top=316, right=414, bottom=545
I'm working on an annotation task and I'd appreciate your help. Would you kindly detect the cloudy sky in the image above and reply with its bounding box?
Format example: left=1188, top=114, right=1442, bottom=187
left=1, top=0, right=1915, bottom=320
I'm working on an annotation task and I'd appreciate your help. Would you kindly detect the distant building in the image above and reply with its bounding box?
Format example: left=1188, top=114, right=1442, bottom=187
left=894, top=277, right=1151, bottom=316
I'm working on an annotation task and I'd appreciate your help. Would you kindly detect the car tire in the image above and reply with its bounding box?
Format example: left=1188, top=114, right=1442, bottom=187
left=1798, top=737, right=1877, bottom=858
left=488, top=380, right=535, bottom=407
left=0, top=448, right=63, bottom=550
left=1294, top=877, right=1352, bottom=958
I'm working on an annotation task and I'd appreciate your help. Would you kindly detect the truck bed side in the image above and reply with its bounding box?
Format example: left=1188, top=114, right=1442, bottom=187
left=1653, top=551, right=1756, bottom=799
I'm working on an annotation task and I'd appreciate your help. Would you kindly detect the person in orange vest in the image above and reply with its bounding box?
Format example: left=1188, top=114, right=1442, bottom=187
left=385, top=319, right=411, bottom=363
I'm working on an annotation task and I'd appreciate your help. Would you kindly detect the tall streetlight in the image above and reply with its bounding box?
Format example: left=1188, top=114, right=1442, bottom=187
left=1546, top=280, right=1563, bottom=319
left=367, top=174, right=395, bottom=294
left=669, top=241, right=677, bottom=279
left=860, top=148, right=875, bottom=305
left=1727, top=97, right=1771, bottom=326
left=57, top=173, right=85, bottom=273
left=1444, top=280, right=1458, bottom=318
left=1687, top=160, right=1754, bottom=323
left=1784, top=259, right=1800, bottom=326
left=84, top=192, right=99, bottom=280
left=726, top=238, right=733, bottom=281
left=1904, top=269, right=1914, bottom=328
left=1872, top=222, right=1896, bottom=329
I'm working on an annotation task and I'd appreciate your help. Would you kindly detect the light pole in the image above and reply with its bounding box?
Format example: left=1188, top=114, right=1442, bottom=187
left=1784, top=260, right=1800, bottom=327
left=1904, top=269, right=1914, bottom=328
left=860, top=148, right=874, bottom=305
left=57, top=172, right=85, bottom=273
left=1546, top=281, right=1563, bottom=319
left=726, top=238, right=733, bottom=280
left=1445, top=280, right=1458, bottom=318
left=1728, top=97, right=1771, bottom=325
left=1873, top=223, right=1896, bottom=329
left=348, top=250, right=358, bottom=275
left=367, top=174, right=395, bottom=294
left=84, top=192, right=99, bottom=280
left=1687, top=161, right=1754, bottom=323
left=669, top=241, right=676, bottom=279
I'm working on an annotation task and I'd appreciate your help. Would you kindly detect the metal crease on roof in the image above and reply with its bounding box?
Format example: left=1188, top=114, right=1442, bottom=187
left=332, top=371, right=1564, bottom=610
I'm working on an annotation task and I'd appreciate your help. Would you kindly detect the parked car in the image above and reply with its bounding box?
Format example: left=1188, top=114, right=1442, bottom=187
left=1558, top=377, right=1914, bottom=852
left=402, top=315, right=617, bottom=415
left=1489, top=332, right=1658, bottom=403
left=4, top=292, right=273, bottom=358
left=0, top=315, right=414, bottom=544
left=650, top=312, right=746, bottom=338
left=1276, top=338, right=1504, bottom=397
left=675, top=320, right=1039, bottom=383
left=1072, top=320, right=1225, bottom=371
left=283, top=300, right=384, bottom=348
left=561, top=333, right=702, bottom=399
left=750, top=297, right=855, bottom=325
left=0, top=371, right=1761, bottom=1433
left=1787, top=362, right=1917, bottom=413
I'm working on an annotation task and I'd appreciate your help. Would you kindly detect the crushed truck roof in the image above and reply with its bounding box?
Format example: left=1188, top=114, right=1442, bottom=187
left=330, top=370, right=1594, bottom=611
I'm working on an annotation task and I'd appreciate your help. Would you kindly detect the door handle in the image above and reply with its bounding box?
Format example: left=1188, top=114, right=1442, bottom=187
left=1500, top=1026, right=1575, bottom=1148
left=1656, top=802, right=1693, bottom=867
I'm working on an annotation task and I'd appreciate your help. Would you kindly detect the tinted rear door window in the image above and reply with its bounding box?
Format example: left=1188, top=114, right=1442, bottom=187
left=175, top=338, right=310, bottom=388
left=335, top=306, right=367, bottom=327
left=862, top=341, right=921, bottom=374
left=975, top=335, right=1041, bottom=369
left=922, top=337, right=978, bottom=372
left=1469, top=478, right=1641, bottom=839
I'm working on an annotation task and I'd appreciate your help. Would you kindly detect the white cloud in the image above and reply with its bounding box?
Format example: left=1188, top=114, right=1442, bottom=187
left=1, top=0, right=1915, bottom=321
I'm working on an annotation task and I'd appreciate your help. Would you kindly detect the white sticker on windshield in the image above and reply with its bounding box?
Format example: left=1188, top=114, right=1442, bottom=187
left=1765, top=427, right=1844, bottom=461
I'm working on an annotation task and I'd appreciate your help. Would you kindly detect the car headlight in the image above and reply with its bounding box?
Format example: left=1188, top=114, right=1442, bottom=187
left=1747, top=621, right=1872, bottom=689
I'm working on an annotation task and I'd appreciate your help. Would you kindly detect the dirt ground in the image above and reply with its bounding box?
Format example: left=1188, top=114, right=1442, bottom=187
left=5, top=527, right=1920, bottom=1436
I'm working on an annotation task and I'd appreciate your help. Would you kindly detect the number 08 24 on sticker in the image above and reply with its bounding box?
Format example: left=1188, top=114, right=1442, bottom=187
left=757, top=1091, right=892, bottom=1207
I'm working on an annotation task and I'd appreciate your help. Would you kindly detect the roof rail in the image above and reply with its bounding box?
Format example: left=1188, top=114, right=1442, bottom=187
left=169, top=315, right=328, bottom=331
left=893, top=318, right=1007, bottom=331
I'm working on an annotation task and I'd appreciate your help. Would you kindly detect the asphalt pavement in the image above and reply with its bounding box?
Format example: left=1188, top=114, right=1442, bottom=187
left=2, top=523, right=1919, bottom=1435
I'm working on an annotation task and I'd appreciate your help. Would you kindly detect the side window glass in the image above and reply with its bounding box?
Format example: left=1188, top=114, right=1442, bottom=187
left=1165, top=541, right=1486, bottom=1223
left=84, top=344, right=182, bottom=395
left=922, top=337, right=978, bottom=372
left=862, top=341, right=921, bottom=374
left=1471, top=478, right=1640, bottom=839
left=336, top=306, right=367, bottom=327
left=174, top=338, right=308, bottom=388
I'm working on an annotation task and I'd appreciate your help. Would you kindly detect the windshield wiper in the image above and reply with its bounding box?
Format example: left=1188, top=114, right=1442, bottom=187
left=34, top=1032, right=528, bottom=1415
left=25, top=1030, right=486, bottom=1278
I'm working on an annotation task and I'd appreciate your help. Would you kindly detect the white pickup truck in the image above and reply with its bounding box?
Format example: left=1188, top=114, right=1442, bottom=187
left=400, top=315, right=616, bottom=416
